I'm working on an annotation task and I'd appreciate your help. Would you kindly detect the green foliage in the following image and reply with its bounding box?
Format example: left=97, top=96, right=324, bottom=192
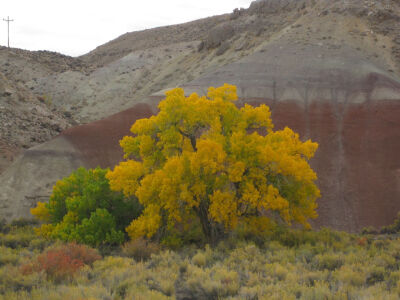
left=362, top=211, right=400, bottom=235
left=313, top=253, right=344, bottom=271
left=50, top=208, right=125, bottom=247
left=0, top=265, right=45, bottom=295
left=269, top=226, right=351, bottom=250
left=0, top=246, right=20, bottom=266
left=161, top=219, right=206, bottom=250
left=31, top=167, right=143, bottom=247
left=380, top=212, right=400, bottom=234
left=366, top=266, right=386, bottom=286
left=0, top=219, right=8, bottom=234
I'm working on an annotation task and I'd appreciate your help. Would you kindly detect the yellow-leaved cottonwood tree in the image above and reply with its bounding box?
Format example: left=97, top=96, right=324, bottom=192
left=107, top=84, right=320, bottom=244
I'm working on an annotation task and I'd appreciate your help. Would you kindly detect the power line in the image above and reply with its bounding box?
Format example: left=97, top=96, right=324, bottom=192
left=3, top=16, right=14, bottom=48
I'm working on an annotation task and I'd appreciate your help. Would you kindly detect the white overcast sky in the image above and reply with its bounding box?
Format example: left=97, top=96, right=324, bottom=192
left=1, top=0, right=254, bottom=57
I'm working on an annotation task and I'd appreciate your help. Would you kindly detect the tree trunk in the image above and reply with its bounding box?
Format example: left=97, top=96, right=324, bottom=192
left=194, top=203, right=224, bottom=246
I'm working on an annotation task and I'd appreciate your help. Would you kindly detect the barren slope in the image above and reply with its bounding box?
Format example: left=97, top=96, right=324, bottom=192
left=0, top=72, right=71, bottom=173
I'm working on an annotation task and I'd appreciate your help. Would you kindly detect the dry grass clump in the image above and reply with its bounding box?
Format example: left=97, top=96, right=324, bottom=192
left=122, top=238, right=160, bottom=261
left=192, top=251, right=207, bottom=267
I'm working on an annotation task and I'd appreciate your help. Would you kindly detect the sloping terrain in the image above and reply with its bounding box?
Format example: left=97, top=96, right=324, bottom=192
left=0, top=46, right=90, bottom=173
left=0, top=0, right=400, bottom=231
left=16, top=0, right=400, bottom=125
left=4, top=0, right=400, bottom=125
left=0, top=71, right=71, bottom=173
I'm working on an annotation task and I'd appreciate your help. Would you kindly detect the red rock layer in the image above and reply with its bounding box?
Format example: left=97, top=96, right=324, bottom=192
left=61, top=103, right=155, bottom=169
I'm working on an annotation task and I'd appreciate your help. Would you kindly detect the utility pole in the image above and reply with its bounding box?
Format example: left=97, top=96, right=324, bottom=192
left=3, top=16, right=14, bottom=48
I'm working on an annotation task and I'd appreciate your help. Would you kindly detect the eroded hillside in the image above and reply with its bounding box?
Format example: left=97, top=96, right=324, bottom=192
left=2, top=0, right=400, bottom=126
left=19, top=0, right=400, bottom=125
left=0, top=71, right=71, bottom=173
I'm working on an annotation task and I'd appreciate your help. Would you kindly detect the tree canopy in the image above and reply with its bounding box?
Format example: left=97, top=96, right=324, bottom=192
left=107, top=84, right=320, bottom=243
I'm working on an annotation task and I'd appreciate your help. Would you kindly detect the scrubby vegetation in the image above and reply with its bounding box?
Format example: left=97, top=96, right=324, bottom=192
left=0, top=222, right=400, bottom=299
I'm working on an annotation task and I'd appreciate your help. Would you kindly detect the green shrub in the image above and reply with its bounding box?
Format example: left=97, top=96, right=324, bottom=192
left=272, top=227, right=315, bottom=247
left=1, top=284, right=112, bottom=300
left=0, top=219, right=9, bottom=234
left=366, top=266, right=386, bottom=286
left=361, top=226, right=378, bottom=235
left=372, top=239, right=389, bottom=250
left=301, top=281, right=332, bottom=300
left=333, top=265, right=365, bottom=287
left=387, top=270, right=400, bottom=289
left=380, top=212, right=400, bottom=234
left=28, top=238, right=49, bottom=252
left=175, top=265, right=239, bottom=299
left=265, top=263, right=288, bottom=281
left=295, top=244, right=315, bottom=263
left=0, top=265, right=45, bottom=294
left=32, top=167, right=143, bottom=247
left=161, top=232, right=184, bottom=250
left=0, top=246, right=20, bottom=266
left=313, top=253, right=344, bottom=271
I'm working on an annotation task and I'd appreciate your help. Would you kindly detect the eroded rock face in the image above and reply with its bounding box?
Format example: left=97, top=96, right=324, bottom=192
left=248, top=0, right=311, bottom=14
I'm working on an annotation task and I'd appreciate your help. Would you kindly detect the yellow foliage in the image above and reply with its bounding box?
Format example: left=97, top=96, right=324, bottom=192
left=126, top=205, right=162, bottom=239
left=107, top=84, right=320, bottom=241
left=106, top=160, right=145, bottom=197
left=30, top=202, right=50, bottom=222
left=33, top=224, right=55, bottom=239
left=228, top=161, right=246, bottom=183
left=209, top=190, right=238, bottom=229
